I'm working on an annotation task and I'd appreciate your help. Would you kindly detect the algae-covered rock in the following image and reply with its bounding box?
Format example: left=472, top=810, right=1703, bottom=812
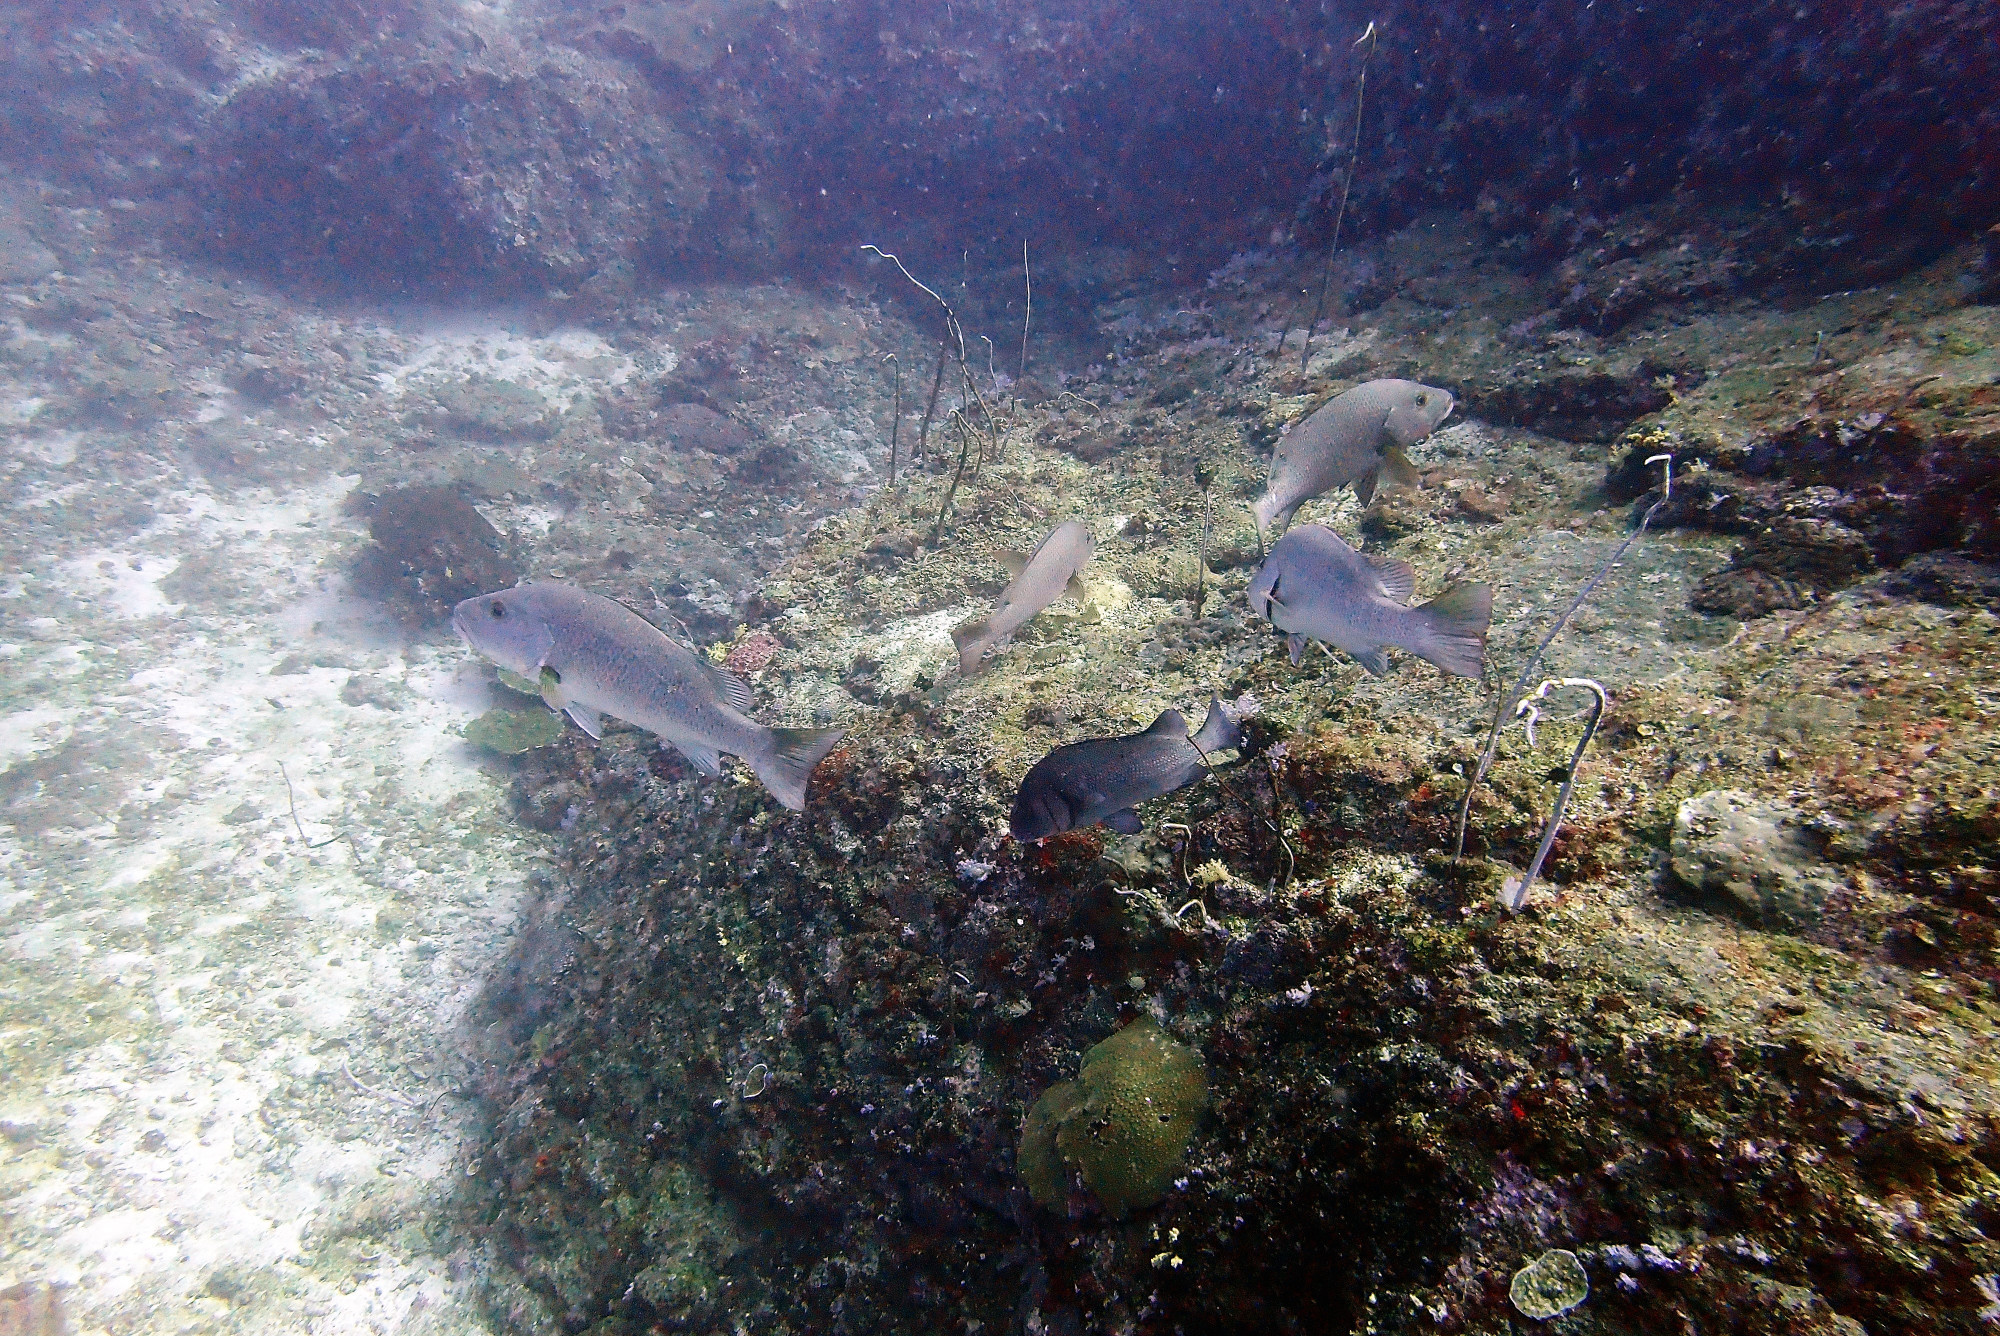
left=1670, top=788, right=1843, bottom=929
left=1020, top=1016, right=1206, bottom=1217
left=464, top=706, right=566, bottom=755
left=1509, top=1248, right=1588, bottom=1320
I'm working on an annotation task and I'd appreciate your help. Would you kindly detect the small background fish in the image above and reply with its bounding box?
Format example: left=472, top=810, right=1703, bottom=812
left=952, top=519, right=1094, bottom=675
left=1247, top=524, right=1491, bottom=678
left=1011, top=697, right=1243, bottom=841
left=1252, top=378, right=1454, bottom=538
left=453, top=582, right=843, bottom=811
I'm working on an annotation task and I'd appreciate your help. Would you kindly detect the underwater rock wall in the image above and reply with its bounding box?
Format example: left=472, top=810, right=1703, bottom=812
left=5, top=0, right=1994, bottom=297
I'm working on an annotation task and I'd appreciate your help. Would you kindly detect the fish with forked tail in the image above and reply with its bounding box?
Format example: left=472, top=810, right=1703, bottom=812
left=952, top=519, right=1093, bottom=676
left=1010, top=697, right=1242, bottom=842
left=452, top=582, right=843, bottom=811
left=1252, top=378, right=1454, bottom=540
left=1246, top=524, right=1492, bottom=678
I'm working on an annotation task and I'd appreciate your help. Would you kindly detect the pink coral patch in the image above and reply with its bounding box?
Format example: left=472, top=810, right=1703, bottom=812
left=725, top=631, right=783, bottom=675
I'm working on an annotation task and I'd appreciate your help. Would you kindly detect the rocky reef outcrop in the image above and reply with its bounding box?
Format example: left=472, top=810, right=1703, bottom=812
left=452, top=211, right=2000, bottom=1333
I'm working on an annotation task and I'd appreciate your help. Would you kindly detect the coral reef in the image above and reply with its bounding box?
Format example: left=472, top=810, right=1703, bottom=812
left=457, top=202, right=2000, bottom=1334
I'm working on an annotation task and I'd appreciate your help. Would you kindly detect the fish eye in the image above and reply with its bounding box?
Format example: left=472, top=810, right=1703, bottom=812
left=1414, top=392, right=1428, bottom=406
left=490, top=602, right=505, bottom=618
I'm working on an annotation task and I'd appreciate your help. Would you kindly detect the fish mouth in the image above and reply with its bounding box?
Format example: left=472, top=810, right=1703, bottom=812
left=449, top=606, right=473, bottom=648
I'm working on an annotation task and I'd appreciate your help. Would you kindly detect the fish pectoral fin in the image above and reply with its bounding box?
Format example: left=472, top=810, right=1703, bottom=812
left=1378, top=446, right=1421, bottom=495
left=675, top=741, right=723, bottom=775
left=1288, top=633, right=1307, bottom=667
left=996, top=548, right=1029, bottom=579
left=1353, top=469, right=1378, bottom=507
left=700, top=659, right=755, bottom=713
left=1353, top=646, right=1391, bottom=676
left=1064, top=571, right=1089, bottom=603
left=1363, top=552, right=1418, bottom=603
left=1103, top=808, right=1144, bottom=835
left=563, top=704, right=605, bottom=739
left=536, top=664, right=567, bottom=711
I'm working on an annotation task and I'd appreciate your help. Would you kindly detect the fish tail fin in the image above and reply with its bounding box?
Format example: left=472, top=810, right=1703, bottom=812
left=951, top=618, right=990, bottom=676
left=1413, top=583, right=1494, bottom=678
left=1192, top=695, right=1243, bottom=755
left=755, top=726, right=846, bottom=811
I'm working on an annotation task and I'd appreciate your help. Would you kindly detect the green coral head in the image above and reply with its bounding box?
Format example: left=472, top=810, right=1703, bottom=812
left=1019, top=1015, right=1207, bottom=1218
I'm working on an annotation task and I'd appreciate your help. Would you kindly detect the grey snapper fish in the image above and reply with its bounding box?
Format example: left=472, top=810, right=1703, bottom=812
left=951, top=519, right=1093, bottom=676
left=1251, top=378, right=1454, bottom=539
left=1010, top=697, right=1243, bottom=842
left=1246, top=524, right=1492, bottom=678
left=451, top=583, right=843, bottom=811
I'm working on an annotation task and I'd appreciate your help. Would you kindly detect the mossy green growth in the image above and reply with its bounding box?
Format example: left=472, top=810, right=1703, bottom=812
left=1019, top=1015, right=1207, bottom=1217
left=464, top=705, right=565, bottom=754
left=1510, top=1248, right=1589, bottom=1319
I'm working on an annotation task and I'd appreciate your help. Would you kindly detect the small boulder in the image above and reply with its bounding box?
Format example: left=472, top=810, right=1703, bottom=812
left=1670, top=789, right=1843, bottom=929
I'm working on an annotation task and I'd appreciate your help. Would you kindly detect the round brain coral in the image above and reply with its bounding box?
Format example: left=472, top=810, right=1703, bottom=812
left=1019, top=1016, right=1207, bottom=1218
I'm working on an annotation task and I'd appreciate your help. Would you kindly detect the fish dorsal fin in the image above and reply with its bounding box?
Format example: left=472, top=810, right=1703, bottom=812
left=996, top=548, right=1029, bottom=579
left=1378, top=445, right=1421, bottom=495
left=1364, top=552, right=1418, bottom=603
left=1144, top=708, right=1188, bottom=737
left=700, top=658, right=754, bottom=712
left=1064, top=571, right=1088, bottom=603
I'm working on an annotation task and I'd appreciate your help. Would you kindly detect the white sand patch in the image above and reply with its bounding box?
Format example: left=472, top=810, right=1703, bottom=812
left=60, top=549, right=183, bottom=619
left=373, top=323, right=645, bottom=409
left=0, top=464, right=540, bottom=1335
left=0, top=704, right=72, bottom=765
left=864, top=607, right=966, bottom=694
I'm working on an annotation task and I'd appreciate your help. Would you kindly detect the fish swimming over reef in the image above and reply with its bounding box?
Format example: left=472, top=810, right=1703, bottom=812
left=1251, top=378, right=1454, bottom=539
left=452, top=582, right=843, bottom=811
left=952, top=519, right=1094, bottom=676
left=1246, top=524, right=1491, bottom=678
left=1011, top=697, right=1242, bottom=842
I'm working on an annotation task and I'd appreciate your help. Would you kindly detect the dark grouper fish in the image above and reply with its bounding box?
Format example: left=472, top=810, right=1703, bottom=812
left=1010, top=697, right=1243, bottom=842
left=1247, top=524, right=1492, bottom=678
left=452, top=583, right=843, bottom=811
left=952, top=519, right=1093, bottom=676
left=1251, top=378, right=1454, bottom=539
